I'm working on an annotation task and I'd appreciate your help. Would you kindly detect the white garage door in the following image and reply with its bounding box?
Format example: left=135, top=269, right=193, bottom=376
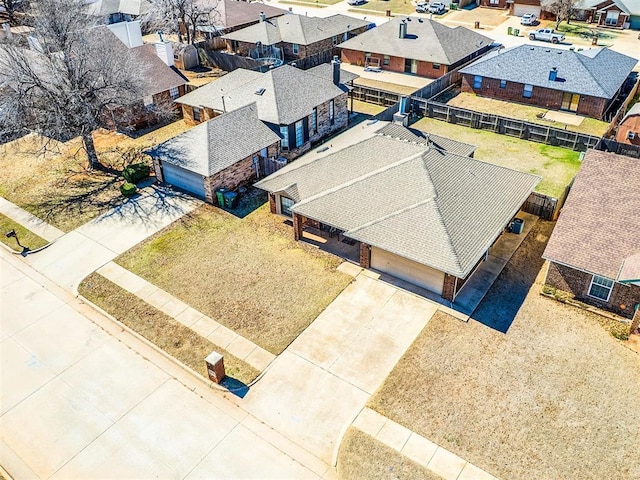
left=161, top=162, right=206, bottom=199
left=371, top=247, right=445, bottom=295
left=514, top=4, right=541, bottom=16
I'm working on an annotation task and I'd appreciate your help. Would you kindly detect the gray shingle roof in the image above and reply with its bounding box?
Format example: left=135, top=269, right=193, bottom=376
left=375, top=123, right=476, bottom=157
left=338, top=17, right=493, bottom=65
left=147, top=103, right=280, bottom=177
left=623, top=102, right=640, bottom=120
left=307, top=62, right=359, bottom=85
left=460, top=45, right=637, bottom=99
left=217, top=0, right=286, bottom=30
left=175, top=65, right=345, bottom=125
left=222, top=13, right=371, bottom=46
left=543, top=150, right=640, bottom=282
left=256, top=134, right=539, bottom=278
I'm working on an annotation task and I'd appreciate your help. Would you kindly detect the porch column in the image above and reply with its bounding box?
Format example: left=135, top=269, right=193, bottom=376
left=359, top=243, right=371, bottom=268
left=442, top=274, right=457, bottom=302
left=293, top=213, right=304, bottom=241
left=268, top=193, right=277, bottom=214
left=630, top=304, right=640, bottom=334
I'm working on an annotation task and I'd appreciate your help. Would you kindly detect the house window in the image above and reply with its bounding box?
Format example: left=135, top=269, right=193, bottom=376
left=490, top=0, right=499, bottom=4
left=280, top=196, right=294, bottom=217
left=193, top=107, right=201, bottom=121
left=329, top=99, right=335, bottom=125
left=280, top=125, right=289, bottom=149
left=310, top=108, right=317, bottom=133
left=383, top=55, right=390, bottom=65
left=169, top=87, right=180, bottom=99
left=295, top=119, right=304, bottom=148
left=473, top=75, right=482, bottom=89
left=588, top=275, right=614, bottom=301
left=292, top=43, right=299, bottom=54
left=143, top=95, right=154, bottom=108
left=605, top=10, right=619, bottom=25
left=523, top=84, right=533, bottom=98
left=332, top=35, right=338, bottom=45
left=433, top=63, right=441, bottom=70
left=500, top=79, right=507, bottom=89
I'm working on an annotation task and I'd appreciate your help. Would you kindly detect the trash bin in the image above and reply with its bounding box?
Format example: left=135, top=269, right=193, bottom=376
left=215, top=188, right=227, bottom=207
left=386, top=9, right=391, bottom=16
left=474, top=21, right=480, bottom=29
left=223, top=190, right=239, bottom=208
left=514, top=28, right=520, bottom=36
left=507, top=26, right=513, bottom=35
left=511, top=218, right=524, bottom=234
left=592, top=35, right=598, bottom=45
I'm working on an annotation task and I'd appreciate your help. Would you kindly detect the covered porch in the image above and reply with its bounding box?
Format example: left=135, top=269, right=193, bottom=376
left=293, top=213, right=360, bottom=264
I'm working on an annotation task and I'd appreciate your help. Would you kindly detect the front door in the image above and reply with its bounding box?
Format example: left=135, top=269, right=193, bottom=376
left=561, top=92, right=580, bottom=112
left=404, top=58, right=418, bottom=74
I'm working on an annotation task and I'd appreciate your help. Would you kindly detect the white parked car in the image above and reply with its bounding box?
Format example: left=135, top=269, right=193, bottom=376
left=428, top=1, right=446, bottom=13
left=415, top=1, right=429, bottom=12
left=521, top=13, right=537, bottom=25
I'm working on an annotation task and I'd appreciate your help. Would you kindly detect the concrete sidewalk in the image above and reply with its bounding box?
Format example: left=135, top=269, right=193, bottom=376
left=0, top=197, right=64, bottom=242
left=96, top=261, right=275, bottom=372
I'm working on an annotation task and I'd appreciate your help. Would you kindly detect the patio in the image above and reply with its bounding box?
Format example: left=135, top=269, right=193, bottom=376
left=300, top=224, right=361, bottom=264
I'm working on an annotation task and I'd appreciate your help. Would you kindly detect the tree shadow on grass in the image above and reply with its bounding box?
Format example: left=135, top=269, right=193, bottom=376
left=471, top=221, right=553, bottom=333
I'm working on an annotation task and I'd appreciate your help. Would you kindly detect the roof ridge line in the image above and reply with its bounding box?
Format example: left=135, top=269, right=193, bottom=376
left=345, top=198, right=434, bottom=235
left=573, top=48, right=609, bottom=98
left=292, top=149, right=428, bottom=209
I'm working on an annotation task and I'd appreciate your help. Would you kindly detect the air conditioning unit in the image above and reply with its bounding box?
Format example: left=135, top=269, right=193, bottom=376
left=628, top=131, right=636, bottom=140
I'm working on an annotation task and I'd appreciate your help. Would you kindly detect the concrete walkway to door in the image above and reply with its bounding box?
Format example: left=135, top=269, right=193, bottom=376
left=240, top=271, right=439, bottom=465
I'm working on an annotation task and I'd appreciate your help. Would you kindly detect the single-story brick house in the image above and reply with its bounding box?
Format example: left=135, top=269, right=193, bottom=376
left=147, top=103, right=281, bottom=203
left=175, top=61, right=351, bottom=160
left=207, top=0, right=286, bottom=34
left=615, top=103, right=640, bottom=144
left=574, top=0, right=640, bottom=29
left=255, top=124, right=539, bottom=300
left=543, top=150, right=640, bottom=323
left=222, top=13, right=371, bottom=65
left=460, top=45, right=637, bottom=120
left=339, top=17, right=493, bottom=78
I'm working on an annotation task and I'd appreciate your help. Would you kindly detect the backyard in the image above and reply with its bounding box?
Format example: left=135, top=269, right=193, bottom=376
left=0, top=121, right=190, bottom=232
left=367, top=220, right=640, bottom=480
left=412, top=117, right=581, bottom=198
left=115, top=199, right=352, bottom=355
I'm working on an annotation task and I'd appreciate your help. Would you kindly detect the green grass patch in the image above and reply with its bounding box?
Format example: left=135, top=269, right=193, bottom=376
left=0, top=213, right=49, bottom=251
left=116, top=203, right=352, bottom=355
left=79, top=273, right=260, bottom=384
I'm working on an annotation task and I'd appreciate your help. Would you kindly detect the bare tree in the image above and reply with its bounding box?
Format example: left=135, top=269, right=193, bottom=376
left=0, top=0, right=169, bottom=170
left=541, top=0, right=578, bottom=28
left=144, top=0, right=219, bottom=44
left=0, top=0, right=29, bottom=26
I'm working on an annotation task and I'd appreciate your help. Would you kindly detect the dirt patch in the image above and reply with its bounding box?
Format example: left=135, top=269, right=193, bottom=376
left=79, top=273, right=259, bottom=384
left=369, top=220, right=640, bottom=480
left=337, top=428, right=442, bottom=480
left=116, top=203, right=352, bottom=355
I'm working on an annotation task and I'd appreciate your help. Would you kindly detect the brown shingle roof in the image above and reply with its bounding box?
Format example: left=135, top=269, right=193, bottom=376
left=543, top=149, right=640, bottom=281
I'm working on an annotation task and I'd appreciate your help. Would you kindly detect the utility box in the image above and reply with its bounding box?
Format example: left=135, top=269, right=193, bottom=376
left=205, top=351, right=226, bottom=384
left=511, top=218, right=524, bottom=234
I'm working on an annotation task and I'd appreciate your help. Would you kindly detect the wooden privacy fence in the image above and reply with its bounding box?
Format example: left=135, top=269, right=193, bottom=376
left=351, top=85, right=400, bottom=107
left=257, top=157, right=287, bottom=178
left=521, top=192, right=558, bottom=221
left=415, top=100, right=601, bottom=151
left=596, top=138, right=640, bottom=159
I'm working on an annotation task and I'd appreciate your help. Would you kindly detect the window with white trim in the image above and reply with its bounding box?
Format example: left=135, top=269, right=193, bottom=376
left=433, top=63, right=441, bottom=70
left=523, top=84, right=533, bottom=98
left=295, top=120, right=304, bottom=148
left=143, top=95, right=154, bottom=107
left=292, top=43, right=299, bottom=54
left=280, top=196, right=294, bottom=217
left=332, top=35, right=338, bottom=45
left=383, top=55, right=390, bottom=65
left=588, top=275, right=614, bottom=301
left=169, top=87, right=180, bottom=99
left=310, top=108, right=317, bottom=133
left=193, top=107, right=201, bottom=121
left=329, top=99, right=335, bottom=125
left=500, top=79, right=507, bottom=89
left=280, top=125, right=289, bottom=149
left=473, top=75, right=482, bottom=89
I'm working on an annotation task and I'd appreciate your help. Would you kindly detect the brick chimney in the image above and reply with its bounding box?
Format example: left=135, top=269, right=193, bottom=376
left=331, top=55, right=341, bottom=87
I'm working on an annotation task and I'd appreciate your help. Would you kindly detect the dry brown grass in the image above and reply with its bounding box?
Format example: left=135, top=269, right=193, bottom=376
left=0, top=213, right=48, bottom=251
left=0, top=121, right=190, bottom=232
left=351, top=99, right=386, bottom=116
left=369, top=221, right=640, bottom=480
left=442, top=7, right=509, bottom=27
left=412, top=117, right=580, bottom=198
left=79, top=273, right=259, bottom=384
left=354, top=77, right=418, bottom=96
left=337, top=428, right=442, bottom=480
left=116, top=203, right=352, bottom=355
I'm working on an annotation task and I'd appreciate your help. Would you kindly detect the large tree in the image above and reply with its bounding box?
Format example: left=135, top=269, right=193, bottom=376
left=541, top=0, right=579, bottom=28
left=0, top=0, right=166, bottom=169
left=144, top=0, right=220, bottom=44
left=0, top=0, right=29, bottom=26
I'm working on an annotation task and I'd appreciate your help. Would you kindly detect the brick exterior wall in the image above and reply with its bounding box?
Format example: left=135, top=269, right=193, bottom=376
left=546, top=262, right=640, bottom=319
left=341, top=49, right=449, bottom=79
left=442, top=274, right=456, bottom=301
left=359, top=243, right=371, bottom=268
left=268, top=193, right=277, bottom=213
left=152, top=156, right=164, bottom=182
left=182, top=104, right=219, bottom=126
left=461, top=74, right=610, bottom=119
left=615, top=115, right=640, bottom=145
left=480, top=0, right=509, bottom=7
left=293, top=213, right=304, bottom=241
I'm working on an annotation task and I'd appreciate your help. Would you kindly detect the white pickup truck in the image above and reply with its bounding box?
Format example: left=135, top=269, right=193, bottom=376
left=528, top=28, right=565, bottom=43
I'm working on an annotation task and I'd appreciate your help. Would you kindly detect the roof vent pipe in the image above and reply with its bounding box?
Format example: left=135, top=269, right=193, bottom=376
left=399, top=20, right=407, bottom=39
left=259, top=11, right=266, bottom=22
left=549, top=67, right=557, bottom=81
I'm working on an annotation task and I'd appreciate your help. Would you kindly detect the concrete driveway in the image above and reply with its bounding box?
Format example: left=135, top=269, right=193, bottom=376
left=24, top=185, right=199, bottom=292
left=0, top=251, right=327, bottom=479
left=240, top=273, right=439, bottom=465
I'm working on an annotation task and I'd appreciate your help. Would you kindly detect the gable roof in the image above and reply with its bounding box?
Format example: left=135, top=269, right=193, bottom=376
left=256, top=133, right=539, bottom=278
left=222, top=13, right=371, bottom=46
left=338, top=17, right=493, bottom=66
left=307, top=62, right=359, bottom=85
left=543, top=150, right=640, bottom=282
left=622, top=102, right=640, bottom=121
left=175, top=65, right=345, bottom=125
left=129, top=44, right=188, bottom=95
left=375, top=123, right=476, bottom=157
left=147, top=103, right=280, bottom=176
left=460, top=45, right=637, bottom=99
left=577, top=0, right=640, bottom=14
left=216, top=0, right=286, bottom=30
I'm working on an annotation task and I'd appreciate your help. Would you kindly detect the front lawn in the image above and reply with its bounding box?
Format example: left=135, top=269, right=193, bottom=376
left=446, top=92, right=609, bottom=137
left=0, top=213, right=49, bottom=252
left=350, top=0, right=418, bottom=15
left=116, top=201, right=352, bottom=355
left=368, top=220, right=640, bottom=480
left=412, top=117, right=581, bottom=198
left=0, top=121, right=190, bottom=232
